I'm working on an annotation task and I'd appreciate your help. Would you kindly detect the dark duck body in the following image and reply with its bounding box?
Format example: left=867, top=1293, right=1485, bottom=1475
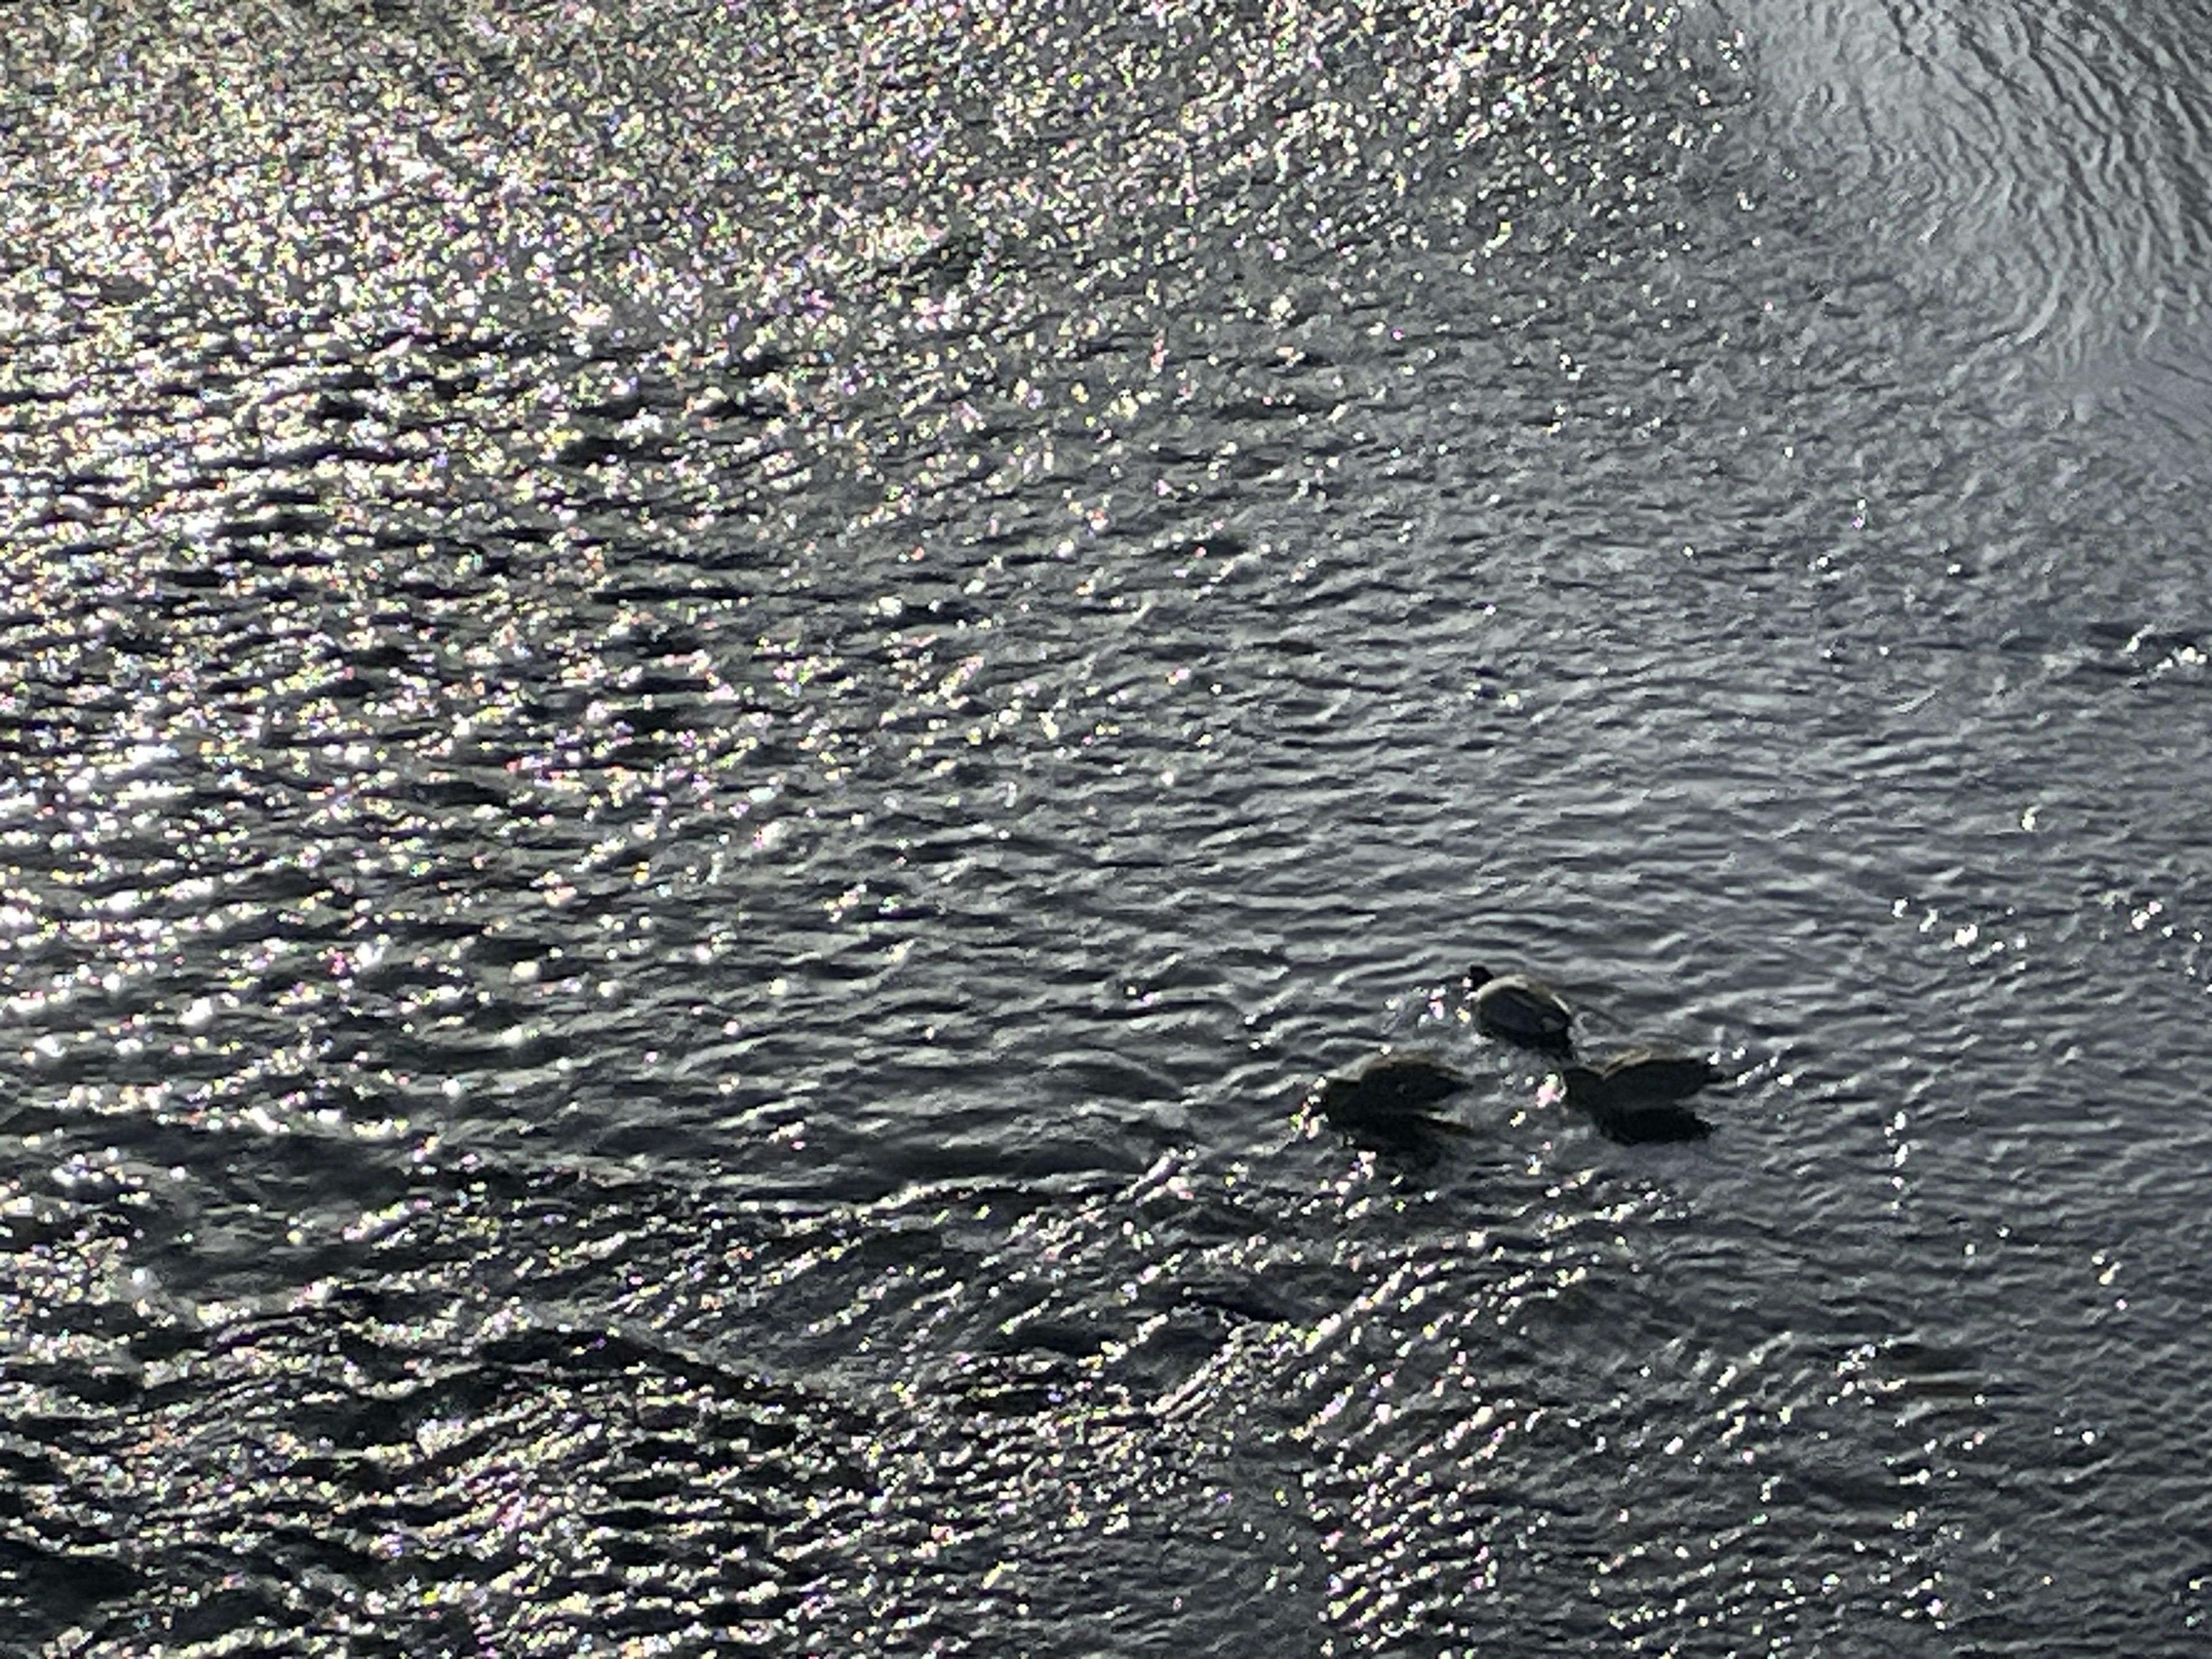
left=1463, top=964, right=1575, bottom=1054
left=1556, top=1047, right=1726, bottom=1143
left=1313, top=1051, right=1475, bottom=1157
left=1316, top=1052, right=1472, bottom=1129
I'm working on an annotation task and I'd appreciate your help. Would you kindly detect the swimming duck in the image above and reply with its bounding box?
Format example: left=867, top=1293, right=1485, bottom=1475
left=1554, top=1047, right=1725, bottom=1143
left=1463, top=964, right=1575, bottom=1054
left=1313, top=1052, right=1476, bottom=1158
left=1315, top=1052, right=1472, bottom=1128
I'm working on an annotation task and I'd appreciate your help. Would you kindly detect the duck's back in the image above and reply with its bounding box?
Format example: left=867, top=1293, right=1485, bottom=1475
left=1595, top=1098, right=1713, bottom=1143
left=1466, top=968, right=1573, bottom=1050
left=1597, top=1048, right=1723, bottom=1100
left=1317, top=1054, right=1470, bottom=1124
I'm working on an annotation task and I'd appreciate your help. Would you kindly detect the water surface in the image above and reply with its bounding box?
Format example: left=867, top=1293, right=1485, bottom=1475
left=2, top=0, right=2209, bottom=1651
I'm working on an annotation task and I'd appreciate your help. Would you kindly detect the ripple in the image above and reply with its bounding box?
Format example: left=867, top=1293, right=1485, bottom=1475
left=1734, top=0, right=2212, bottom=405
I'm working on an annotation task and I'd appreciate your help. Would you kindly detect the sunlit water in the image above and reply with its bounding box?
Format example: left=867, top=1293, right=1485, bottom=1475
left=2, top=0, right=2209, bottom=1652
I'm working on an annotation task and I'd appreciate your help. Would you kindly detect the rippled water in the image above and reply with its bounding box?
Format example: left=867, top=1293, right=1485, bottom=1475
left=3, top=0, right=2209, bottom=1651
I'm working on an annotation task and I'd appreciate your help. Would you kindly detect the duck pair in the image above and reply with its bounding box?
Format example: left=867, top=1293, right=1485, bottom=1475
left=1313, top=1043, right=1718, bottom=1147
left=1463, top=962, right=1721, bottom=1140
left=1461, top=963, right=1724, bottom=1141
left=1306, top=964, right=1574, bottom=1134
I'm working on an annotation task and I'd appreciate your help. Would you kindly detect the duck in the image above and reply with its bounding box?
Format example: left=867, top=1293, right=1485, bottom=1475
left=1316, top=1052, right=1471, bottom=1121
left=1553, top=1047, right=1725, bottom=1143
left=1463, top=964, right=1575, bottom=1054
left=1313, top=1052, right=1473, bottom=1139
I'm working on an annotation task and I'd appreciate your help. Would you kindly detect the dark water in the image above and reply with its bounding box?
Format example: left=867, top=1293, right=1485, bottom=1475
left=3, top=0, right=2209, bottom=1651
